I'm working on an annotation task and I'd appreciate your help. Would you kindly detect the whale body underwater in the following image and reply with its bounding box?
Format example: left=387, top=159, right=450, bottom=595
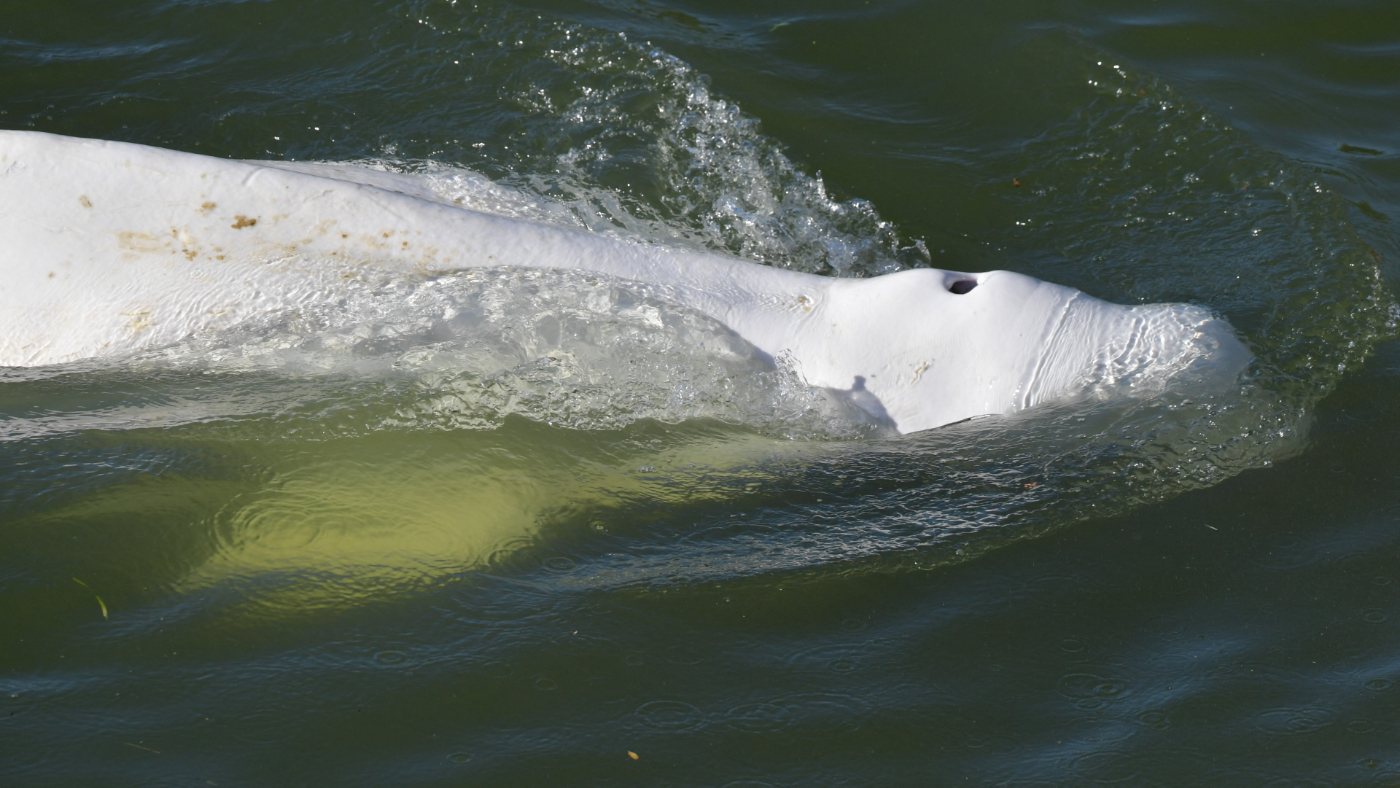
left=0, top=131, right=1250, bottom=433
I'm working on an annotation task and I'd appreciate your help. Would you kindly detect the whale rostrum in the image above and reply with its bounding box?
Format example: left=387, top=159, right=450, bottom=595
left=0, top=131, right=1249, bottom=433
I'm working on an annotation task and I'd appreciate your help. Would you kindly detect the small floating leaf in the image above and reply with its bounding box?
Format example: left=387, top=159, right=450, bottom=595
left=627, top=751, right=639, bottom=760
left=73, top=578, right=107, bottom=619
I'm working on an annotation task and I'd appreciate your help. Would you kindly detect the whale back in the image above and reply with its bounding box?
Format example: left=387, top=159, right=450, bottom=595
left=0, top=131, right=1249, bottom=432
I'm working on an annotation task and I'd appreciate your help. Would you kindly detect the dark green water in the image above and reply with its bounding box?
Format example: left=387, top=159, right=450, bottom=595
left=4, top=0, right=1400, bottom=784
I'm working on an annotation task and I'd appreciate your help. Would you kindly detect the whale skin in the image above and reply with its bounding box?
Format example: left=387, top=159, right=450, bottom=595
left=0, top=131, right=1249, bottom=433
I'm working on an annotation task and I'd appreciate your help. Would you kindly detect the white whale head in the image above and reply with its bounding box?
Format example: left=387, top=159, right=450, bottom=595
left=798, top=266, right=1251, bottom=433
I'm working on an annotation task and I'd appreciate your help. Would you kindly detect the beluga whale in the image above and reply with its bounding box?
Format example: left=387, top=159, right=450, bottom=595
left=0, top=131, right=1249, bottom=433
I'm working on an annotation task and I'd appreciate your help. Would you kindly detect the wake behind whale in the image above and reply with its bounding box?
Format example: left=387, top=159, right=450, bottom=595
left=0, top=131, right=1248, bottom=433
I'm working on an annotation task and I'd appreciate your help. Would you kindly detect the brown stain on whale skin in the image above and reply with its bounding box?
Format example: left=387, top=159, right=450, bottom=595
left=116, top=231, right=169, bottom=254
left=200, top=201, right=217, bottom=214
left=78, top=195, right=92, bottom=208
left=166, top=227, right=201, bottom=261
left=123, top=310, right=155, bottom=333
left=231, top=215, right=258, bottom=229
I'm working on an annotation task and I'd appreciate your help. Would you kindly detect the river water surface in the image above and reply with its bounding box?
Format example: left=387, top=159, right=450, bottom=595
left=4, top=0, right=1400, bottom=784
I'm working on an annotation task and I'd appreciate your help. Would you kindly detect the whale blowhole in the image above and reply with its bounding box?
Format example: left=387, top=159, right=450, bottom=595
left=949, top=279, right=978, bottom=295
